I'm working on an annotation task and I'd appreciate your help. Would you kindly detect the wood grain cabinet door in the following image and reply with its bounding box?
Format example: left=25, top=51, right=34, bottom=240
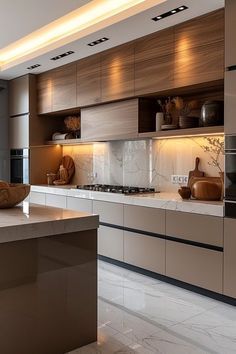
left=81, top=99, right=139, bottom=141
left=52, top=63, right=76, bottom=112
left=174, top=9, right=224, bottom=87
left=101, top=42, right=134, bottom=102
left=224, top=0, right=236, bottom=68
left=134, top=28, right=174, bottom=95
left=9, top=75, right=30, bottom=116
left=37, top=72, right=53, bottom=114
left=77, top=54, right=101, bottom=107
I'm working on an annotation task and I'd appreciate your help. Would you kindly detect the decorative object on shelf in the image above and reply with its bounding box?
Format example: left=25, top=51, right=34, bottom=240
left=52, top=132, right=74, bottom=141
left=64, top=115, right=81, bottom=138
left=190, top=178, right=222, bottom=201
left=157, top=98, right=174, bottom=125
left=161, top=124, right=178, bottom=130
left=0, top=181, right=30, bottom=208
left=155, top=112, right=164, bottom=131
left=200, top=100, right=224, bottom=127
left=53, top=155, right=75, bottom=185
left=46, top=173, right=57, bottom=185
left=178, top=186, right=191, bottom=199
left=187, top=157, right=205, bottom=186
left=172, top=97, right=199, bottom=129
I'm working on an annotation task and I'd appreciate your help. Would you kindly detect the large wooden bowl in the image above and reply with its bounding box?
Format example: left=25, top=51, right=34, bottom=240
left=0, top=183, right=30, bottom=209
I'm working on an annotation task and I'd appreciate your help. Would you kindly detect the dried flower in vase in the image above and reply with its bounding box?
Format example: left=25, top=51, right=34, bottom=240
left=199, top=136, right=224, bottom=173
left=172, top=97, right=198, bottom=117
left=64, top=116, right=81, bottom=132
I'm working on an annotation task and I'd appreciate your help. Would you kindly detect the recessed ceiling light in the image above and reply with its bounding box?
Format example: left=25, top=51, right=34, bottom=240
left=88, top=37, right=109, bottom=47
left=27, top=64, right=41, bottom=70
left=152, top=5, right=188, bottom=22
left=50, top=50, right=74, bottom=61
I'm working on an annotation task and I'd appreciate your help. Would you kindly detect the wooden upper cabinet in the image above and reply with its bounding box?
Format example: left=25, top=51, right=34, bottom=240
left=175, top=9, right=224, bottom=50
left=134, top=28, right=174, bottom=95
left=9, top=75, right=30, bottom=116
left=77, top=54, right=101, bottom=107
left=37, top=72, right=53, bottom=114
left=101, top=43, right=134, bottom=102
left=52, top=63, right=76, bottom=112
left=225, top=0, right=236, bottom=68
left=174, top=9, right=224, bottom=87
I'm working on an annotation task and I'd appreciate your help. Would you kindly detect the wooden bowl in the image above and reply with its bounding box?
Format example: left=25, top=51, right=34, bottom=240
left=191, top=180, right=222, bottom=201
left=0, top=183, right=30, bottom=208
left=178, top=187, right=191, bottom=199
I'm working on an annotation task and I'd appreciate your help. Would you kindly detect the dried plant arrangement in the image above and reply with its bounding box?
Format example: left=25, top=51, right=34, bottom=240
left=198, top=136, right=224, bottom=173
left=64, top=116, right=81, bottom=132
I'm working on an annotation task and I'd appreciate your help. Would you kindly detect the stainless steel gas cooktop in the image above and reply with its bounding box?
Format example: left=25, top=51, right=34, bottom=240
left=76, top=184, right=157, bottom=195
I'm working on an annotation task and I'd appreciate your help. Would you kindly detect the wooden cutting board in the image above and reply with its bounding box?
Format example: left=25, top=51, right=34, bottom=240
left=188, top=157, right=204, bottom=186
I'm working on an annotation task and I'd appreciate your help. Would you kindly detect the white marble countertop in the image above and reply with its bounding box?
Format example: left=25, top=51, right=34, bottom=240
left=0, top=202, right=99, bottom=244
left=31, top=185, right=224, bottom=217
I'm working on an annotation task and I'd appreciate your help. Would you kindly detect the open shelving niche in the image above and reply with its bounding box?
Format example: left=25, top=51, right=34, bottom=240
left=44, top=80, right=225, bottom=146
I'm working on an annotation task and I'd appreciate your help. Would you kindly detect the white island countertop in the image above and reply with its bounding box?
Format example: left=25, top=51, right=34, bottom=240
left=31, top=185, right=224, bottom=217
left=0, top=202, right=99, bottom=244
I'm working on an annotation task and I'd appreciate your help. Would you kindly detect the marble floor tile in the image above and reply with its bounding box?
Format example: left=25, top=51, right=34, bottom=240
left=69, top=260, right=236, bottom=354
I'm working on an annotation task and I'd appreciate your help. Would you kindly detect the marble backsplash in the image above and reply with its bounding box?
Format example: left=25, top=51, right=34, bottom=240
left=63, top=135, right=224, bottom=192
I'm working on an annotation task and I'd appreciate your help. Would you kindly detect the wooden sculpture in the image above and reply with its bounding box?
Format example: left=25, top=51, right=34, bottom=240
left=53, top=155, right=75, bottom=185
left=0, top=181, right=30, bottom=208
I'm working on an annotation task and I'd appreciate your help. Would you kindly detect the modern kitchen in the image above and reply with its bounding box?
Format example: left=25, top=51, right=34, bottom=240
left=0, top=0, right=235, bottom=353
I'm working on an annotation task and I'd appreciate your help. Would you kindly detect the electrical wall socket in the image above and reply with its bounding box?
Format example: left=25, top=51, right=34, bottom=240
left=171, top=175, right=188, bottom=185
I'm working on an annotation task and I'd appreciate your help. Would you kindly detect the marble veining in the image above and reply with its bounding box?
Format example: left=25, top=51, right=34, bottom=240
left=68, top=260, right=236, bottom=354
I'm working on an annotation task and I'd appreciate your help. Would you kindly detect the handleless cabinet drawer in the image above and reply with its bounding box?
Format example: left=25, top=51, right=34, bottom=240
left=29, top=192, right=46, bottom=205
left=45, top=194, right=67, bottom=209
left=124, top=205, right=165, bottom=235
left=224, top=218, right=236, bottom=298
left=93, top=200, right=123, bottom=226
left=67, top=196, right=92, bottom=213
left=166, top=211, right=223, bottom=247
left=98, top=225, right=123, bottom=261
left=124, top=231, right=165, bottom=274
left=166, top=241, right=223, bottom=293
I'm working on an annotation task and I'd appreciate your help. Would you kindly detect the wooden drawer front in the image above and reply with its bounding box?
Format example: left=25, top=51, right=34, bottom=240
left=135, top=54, right=174, bottom=95
left=124, top=231, right=165, bottom=274
left=124, top=205, right=165, bottom=235
left=77, top=54, right=101, bottom=107
left=45, top=194, right=67, bottom=209
left=166, top=241, right=223, bottom=293
left=30, top=192, right=46, bottom=205
left=224, top=218, right=236, bottom=298
left=174, top=41, right=224, bottom=87
left=93, top=200, right=123, bottom=226
left=81, top=99, right=138, bottom=141
left=98, top=225, right=123, bottom=261
left=101, top=43, right=134, bottom=102
left=166, top=211, right=223, bottom=247
left=67, top=196, right=92, bottom=213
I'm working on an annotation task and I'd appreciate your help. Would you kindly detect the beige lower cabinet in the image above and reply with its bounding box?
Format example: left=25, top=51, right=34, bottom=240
left=124, top=205, right=165, bottom=234
left=124, top=231, right=165, bottom=274
left=29, top=191, right=46, bottom=205
left=67, top=196, right=92, bottom=213
left=98, top=225, right=124, bottom=261
left=166, top=241, right=223, bottom=293
left=93, top=200, right=123, bottom=226
left=166, top=210, right=223, bottom=247
left=45, top=194, right=67, bottom=209
left=224, top=218, right=236, bottom=298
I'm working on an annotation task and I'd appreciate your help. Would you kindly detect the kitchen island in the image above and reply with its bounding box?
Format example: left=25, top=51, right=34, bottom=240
left=0, top=202, right=99, bottom=354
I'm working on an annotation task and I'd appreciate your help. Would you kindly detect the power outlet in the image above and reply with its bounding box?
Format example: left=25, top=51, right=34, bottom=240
left=171, top=175, right=188, bottom=185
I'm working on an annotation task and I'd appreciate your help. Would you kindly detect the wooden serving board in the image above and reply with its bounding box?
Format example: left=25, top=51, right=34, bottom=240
left=188, top=157, right=204, bottom=186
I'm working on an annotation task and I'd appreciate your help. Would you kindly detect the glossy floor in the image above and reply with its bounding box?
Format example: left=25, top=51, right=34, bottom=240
left=70, top=260, right=236, bottom=354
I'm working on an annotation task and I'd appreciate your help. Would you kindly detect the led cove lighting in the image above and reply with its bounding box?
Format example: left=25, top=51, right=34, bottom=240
left=0, top=0, right=151, bottom=69
left=152, top=5, right=188, bottom=22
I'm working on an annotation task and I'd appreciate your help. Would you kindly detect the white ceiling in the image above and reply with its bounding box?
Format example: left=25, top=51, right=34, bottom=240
left=0, top=0, right=224, bottom=80
left=0, top=0, right=91, bottom=48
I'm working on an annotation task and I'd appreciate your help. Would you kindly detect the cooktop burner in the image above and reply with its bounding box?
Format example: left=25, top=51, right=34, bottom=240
left=76, top=184, right=156, bottom=194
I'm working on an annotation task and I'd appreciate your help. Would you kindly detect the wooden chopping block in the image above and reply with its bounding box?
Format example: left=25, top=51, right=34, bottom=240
left=188, top=157, right=204, bottom=186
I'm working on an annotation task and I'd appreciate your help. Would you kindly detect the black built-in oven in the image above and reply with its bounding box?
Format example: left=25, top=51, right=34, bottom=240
left=225, top=136, right=236, bottom=217
left=10, top=149, right=29, bottom=184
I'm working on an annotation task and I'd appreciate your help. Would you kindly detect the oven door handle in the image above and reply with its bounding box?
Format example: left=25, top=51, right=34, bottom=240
left=225, top=151, right=236, bottom=155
